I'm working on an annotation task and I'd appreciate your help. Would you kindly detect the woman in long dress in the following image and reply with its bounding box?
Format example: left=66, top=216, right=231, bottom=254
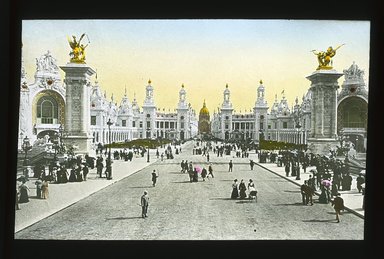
left=231, top=179, right=239, bottom=199
left=248, top=179, right=257, bottom=199
left=239, top=179, right=247, bottom=199
left=18, top=182, right=30, bottom=203
left=41, top=180, right=49, bottom=199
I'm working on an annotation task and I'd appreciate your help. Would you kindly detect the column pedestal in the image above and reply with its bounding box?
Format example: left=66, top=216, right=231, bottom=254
left=60, top=63, right=95, bottom=155
left=306, top=69, right=343, bottom=155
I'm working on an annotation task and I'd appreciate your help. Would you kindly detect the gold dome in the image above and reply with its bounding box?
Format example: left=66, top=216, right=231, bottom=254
left=199, top=100, right=210, bottom=115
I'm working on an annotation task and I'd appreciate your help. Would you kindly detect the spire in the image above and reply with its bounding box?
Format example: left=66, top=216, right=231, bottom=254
left=182, top=83, right=184, bottom=88
left=125, top=85, right=127, bottom=96
left=260, top=79, right=263, bottom=84
left=148, top=79, right=151, bottom=84
left=226, top=83, right=228, bottom=88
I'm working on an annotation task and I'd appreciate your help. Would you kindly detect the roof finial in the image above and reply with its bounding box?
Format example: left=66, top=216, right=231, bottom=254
left=260, top=79, right=263, bottom=84
left=148, top=79, right=151, bottom=84
left=182, top=83, right=184, bottom=88
left=226, top=83, right=228, bottom=88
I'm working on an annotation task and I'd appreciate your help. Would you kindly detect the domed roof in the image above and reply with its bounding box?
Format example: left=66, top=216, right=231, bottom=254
left=199, top=100, right=210, bottom=115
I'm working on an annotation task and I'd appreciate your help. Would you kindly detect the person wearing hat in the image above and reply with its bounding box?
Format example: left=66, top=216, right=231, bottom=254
left=331, top=193, right=344, bottom=223
left=141, top=190, right=149, bottom=218
left=207, top=163, right=214, bottom=178
left=231, top=179, right=239, bottom=199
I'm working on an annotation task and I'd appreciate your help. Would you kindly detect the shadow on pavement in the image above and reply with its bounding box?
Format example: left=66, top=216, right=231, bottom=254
left=171, top=181, right=194, bottom=184
left=302, top=219, right=338, bottom=223
left=273, top=202, right=305, bottom=206
left=283, top=190, right=301, bottom=193
left=209, top=197, right=235, bottom=201
left=236, top=199, right=257, bottom=204
left=105, top=216, right=143, bottom=220
left=129, top=186, right=154, bottom=189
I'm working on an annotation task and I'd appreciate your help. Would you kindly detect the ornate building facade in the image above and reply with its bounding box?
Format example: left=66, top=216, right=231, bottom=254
left=198, top=100, right=211, bottom=135
left=211, top=63, right=369, bottom=154
left=18, top=51, right=198, bottom=150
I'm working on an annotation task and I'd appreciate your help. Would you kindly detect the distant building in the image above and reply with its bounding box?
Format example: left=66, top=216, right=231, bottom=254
left=198, top=100, right=211, bottom=135
left=17, top=51, right=199, bottom=150
left=211, top=64, right=369, bottom=154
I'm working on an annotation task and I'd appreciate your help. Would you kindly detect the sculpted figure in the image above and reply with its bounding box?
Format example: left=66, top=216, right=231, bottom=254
left=311, top=44, right=345, bottom=70
left=67, top=33, right=89, bottom=63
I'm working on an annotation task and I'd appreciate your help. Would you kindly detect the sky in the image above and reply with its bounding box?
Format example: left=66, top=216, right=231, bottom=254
left=21, top=19, right=371, bottom=114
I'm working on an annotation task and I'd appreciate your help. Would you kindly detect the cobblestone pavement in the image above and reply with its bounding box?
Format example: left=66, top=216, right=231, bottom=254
left=15, top=142, right=364, bottom=240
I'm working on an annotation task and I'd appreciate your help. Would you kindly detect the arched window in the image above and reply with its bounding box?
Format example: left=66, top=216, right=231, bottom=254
left=37, top=96, right=58, bottom=124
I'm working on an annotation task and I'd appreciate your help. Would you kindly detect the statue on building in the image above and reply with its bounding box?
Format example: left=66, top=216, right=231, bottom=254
left=67, top=33, right=89, bottom=63
left=311, top=44, right=345, bottom=70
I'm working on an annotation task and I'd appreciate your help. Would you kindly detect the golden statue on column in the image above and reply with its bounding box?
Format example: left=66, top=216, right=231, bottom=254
left=311, top=44, right=345, bottom=70
left=67, top=33, right=90, bottom=63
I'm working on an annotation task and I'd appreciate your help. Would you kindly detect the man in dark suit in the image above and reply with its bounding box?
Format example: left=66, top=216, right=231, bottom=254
left=229, top=160, right=233, bottom=172
left=331, top=193, right=344, bottom=223
left=141, top=191, right=149, bottom=218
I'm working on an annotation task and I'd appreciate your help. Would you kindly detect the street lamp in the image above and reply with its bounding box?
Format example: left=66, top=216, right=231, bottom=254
left=106, top=118, right=113, bottom=180
left=147, top=145, right=150, bottom=163
left=22, top=136, right=32, bottom=166
left=295, top=123, right=302, bottom=180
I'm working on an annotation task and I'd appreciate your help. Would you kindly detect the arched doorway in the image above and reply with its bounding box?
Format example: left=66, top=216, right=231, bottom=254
left=337, top=96, right=368, bottom=153
left=337, top=96, right=367, bottom=131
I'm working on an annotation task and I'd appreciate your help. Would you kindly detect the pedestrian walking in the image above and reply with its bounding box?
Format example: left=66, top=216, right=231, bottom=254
left=331, top=193, right=344, bottom=223
left=229, top=160, right=233, bottom=172
left=207, top=163, right=214, bottom=178
left=239, top=179, right=247, bottom=199
left=250, top=160, right=255, bottom=170
left=300, top=180, right=314, bottom=205
left=15, top=181, right=21, bottom=210
left=356, top=173, right=365, bottom=193
left=180, top=160, right=185, bottom=173
left=285, top=162, right=290, bottom=177
left=231, top=179, right=239, bottom=199
left=201, top=167, right=207, bottom=181
left=41, top=179, right=49, bottom=199
left=83, top=164, right=89, bottom=181
left=248, top=179, right=257, bottom=201
left=35, top=178, right=43, bottom=199
left=152, top=169, right=158, bottom=187
left=141, top=190, right=149, bottom=218
left=207, top=153, right=210, bottom=162
left=18, top=181, right=30, bottom=203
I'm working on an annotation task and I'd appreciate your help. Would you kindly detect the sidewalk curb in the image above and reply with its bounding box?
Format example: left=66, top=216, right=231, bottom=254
left=256, top=162, right=365, bottom=220
left=15, top=159, right=158, bottom=233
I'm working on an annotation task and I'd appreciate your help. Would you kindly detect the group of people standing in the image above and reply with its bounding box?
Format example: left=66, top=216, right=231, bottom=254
left=231, top=179, right=257, bottom=200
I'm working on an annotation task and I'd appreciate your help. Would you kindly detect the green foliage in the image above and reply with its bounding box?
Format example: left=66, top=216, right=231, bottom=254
left=259, top=139, right=307, bottom=151
left=105, top=138, right=172, bottom=149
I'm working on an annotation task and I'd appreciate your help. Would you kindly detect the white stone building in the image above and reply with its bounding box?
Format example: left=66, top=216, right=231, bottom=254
left=17, top=51, right=198, bottom=150
left=211, top=63, right=369, bottom=154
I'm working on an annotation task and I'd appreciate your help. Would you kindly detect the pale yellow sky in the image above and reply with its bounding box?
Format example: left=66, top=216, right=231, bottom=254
left=22, top=19, right=370, bottom=114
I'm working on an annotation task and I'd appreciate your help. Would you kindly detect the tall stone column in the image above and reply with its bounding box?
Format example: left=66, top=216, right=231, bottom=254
left=306, top=69, right=343, bottom=155
left=60, top=63, right=95, bottom=155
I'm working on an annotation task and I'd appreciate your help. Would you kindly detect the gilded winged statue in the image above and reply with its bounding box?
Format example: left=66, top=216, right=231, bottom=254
left=67, top=33, right=89, bottom=63
left=311, top=44, right=345, bottom=70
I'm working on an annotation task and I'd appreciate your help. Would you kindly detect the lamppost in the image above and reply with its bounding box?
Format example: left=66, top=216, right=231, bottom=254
left=52, top=132, right=59, bottom=161
left=147, top=145, right=150, bottom=163
left=19, top=132, right=24, bottom=151
left=22, top=136, right=32, bottom=166
left=295, top=123, right=302, bottom=180
left=106, top=118, right=113, bottom=180
left=58, top=124, right=64, bottom=154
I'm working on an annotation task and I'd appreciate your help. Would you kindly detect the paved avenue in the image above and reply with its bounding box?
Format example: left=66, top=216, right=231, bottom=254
left=15, top=143, right=364, bottom=240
